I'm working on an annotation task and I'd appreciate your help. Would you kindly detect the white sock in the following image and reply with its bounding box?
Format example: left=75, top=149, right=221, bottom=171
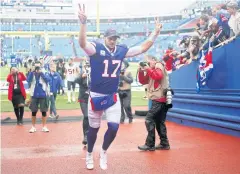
left=100, top=149, right=106, bottom=155
left=67, top=91, right=71, bottom=102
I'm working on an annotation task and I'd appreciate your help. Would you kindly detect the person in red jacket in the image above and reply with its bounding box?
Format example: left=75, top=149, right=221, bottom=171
left=163, top=46, right=174, bottom=73
left=7, top=67, right=27, bottom=125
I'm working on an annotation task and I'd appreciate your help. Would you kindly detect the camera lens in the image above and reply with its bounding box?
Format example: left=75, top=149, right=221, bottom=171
left=119, top=81, right=123, bottom=87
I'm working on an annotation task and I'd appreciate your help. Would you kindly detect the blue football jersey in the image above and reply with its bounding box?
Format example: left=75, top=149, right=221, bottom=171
left=89, top=42, right=129, bottom=94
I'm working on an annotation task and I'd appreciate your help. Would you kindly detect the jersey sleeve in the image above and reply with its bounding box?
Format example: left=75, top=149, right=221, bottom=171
left=118, top=44, right=129, bottom=57
left=82, top=42, right=97, bottom=56
left=89, top=41, right=103, bottom=58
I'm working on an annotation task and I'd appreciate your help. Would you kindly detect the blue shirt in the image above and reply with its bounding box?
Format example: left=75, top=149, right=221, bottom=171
left=49, top=72, right=62, bottom=93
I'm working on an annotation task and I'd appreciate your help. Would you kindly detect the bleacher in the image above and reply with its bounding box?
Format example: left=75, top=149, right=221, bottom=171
left=1, top=33, right=182, bottom=59
left=1, top=17, right=186, bottom=59
left=1, top=20, right=184, bottom=32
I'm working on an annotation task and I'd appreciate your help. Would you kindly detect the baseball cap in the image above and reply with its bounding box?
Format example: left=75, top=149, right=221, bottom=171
left=227, top=1, right=238, bottom=8
left=104, top=29, right=120, bottom=38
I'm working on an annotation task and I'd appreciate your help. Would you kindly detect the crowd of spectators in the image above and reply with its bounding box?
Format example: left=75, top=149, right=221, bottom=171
left=162, top=0, right=240, bottom=73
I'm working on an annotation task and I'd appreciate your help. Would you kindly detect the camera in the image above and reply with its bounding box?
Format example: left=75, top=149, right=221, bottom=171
left=119, top=81, right=123, bottom=87
left=139, top=61, right=149, bottom=68
left=196, top=23, right=201, bottom=30
left=59, top=58, right=63, bottom=63
left=28, top=59, right=33, bottom=64
left=120, top=69, right=125, bottom=75
left=163, top=88, right=174, bottom=108
left=85, top=65, right=91, bottom=74
left=118, top=69, right=125, bottom=87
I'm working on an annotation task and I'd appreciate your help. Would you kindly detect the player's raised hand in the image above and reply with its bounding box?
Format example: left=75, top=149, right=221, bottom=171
left=154, top=17, right=162, bottom=34
left=78, top=4, right=87, bottom=24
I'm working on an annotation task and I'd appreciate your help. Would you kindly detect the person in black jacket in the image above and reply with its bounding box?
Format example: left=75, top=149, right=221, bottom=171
left=56, top=58, right=65, bottom=95
left=75, top=61, right=90, bottom=145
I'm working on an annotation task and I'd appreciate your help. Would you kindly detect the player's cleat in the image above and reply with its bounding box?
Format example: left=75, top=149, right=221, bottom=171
left=100, top=150, right=107, bottom=170
left=86, top=152, right=94, bottom=170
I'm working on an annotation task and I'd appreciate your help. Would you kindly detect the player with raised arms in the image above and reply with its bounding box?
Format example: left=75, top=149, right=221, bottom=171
left=78, top=3, right=162, bottom=170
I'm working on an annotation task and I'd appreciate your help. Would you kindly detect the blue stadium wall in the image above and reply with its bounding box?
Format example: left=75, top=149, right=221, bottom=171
left=167, top=37, right=240, bottom=137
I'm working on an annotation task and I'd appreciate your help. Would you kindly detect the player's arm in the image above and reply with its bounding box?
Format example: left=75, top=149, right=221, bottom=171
left=125, top=17, right=162, bottom=58
left=78, top=4, right=96, bottom=56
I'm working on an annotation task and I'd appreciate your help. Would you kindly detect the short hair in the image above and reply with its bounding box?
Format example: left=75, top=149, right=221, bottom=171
left=34, top=61, right=41, bottom=65
left=220, top=4, right=227, bottom=10
left=146, top=55, right=159, bottom=61
left=200, top=15, right=209, bottom=22
left=10, top=66, right=18, bottom=72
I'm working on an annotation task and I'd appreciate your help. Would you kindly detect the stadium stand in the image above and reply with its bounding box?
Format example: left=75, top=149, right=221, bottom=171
left=1, top=0, right=240, bottom=139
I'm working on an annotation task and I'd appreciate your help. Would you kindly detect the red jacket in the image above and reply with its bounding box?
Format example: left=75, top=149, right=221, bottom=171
left=7, top=72, right=27, bottom=101
left=138, top=67, right=166, bottom=102
left=163, top=49, right=174, bottom=71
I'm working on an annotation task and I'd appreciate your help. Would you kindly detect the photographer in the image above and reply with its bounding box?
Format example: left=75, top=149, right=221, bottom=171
left=137, top=55, right=171, bottom=151
left=24, top=57, right=34, bottom=77
left=56, top=58, right=66, bottom=95
left=118, top=59, right=133, bottom=124
left=74, top=61, right=91, bottom=146
left=27, top=61, right=50, bottom=133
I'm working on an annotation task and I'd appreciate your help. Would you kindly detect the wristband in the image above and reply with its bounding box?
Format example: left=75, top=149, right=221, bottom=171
left=81, top=20, right=87, bottom=24
left=147, top=30, right=158, bottom=43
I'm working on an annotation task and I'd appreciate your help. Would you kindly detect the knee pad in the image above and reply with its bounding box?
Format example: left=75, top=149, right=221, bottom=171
left=42, top=112, right=47, bottom=117
left=32, top=112, right=37, bottom=117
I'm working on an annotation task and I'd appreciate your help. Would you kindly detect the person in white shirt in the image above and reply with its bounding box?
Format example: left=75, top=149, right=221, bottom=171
left=65, top=58, right=78, bottom=103
left=227, top=1, right=240, bottom=36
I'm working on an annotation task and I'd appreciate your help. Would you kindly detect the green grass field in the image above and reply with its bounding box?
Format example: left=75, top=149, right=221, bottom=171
left=0, top=63, right=147, bottom=112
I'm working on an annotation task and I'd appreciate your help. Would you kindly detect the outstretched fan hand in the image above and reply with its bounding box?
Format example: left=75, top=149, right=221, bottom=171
left=78, top=4, right=87, bottom=24
left=154, top=17, right=162, bottom=34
